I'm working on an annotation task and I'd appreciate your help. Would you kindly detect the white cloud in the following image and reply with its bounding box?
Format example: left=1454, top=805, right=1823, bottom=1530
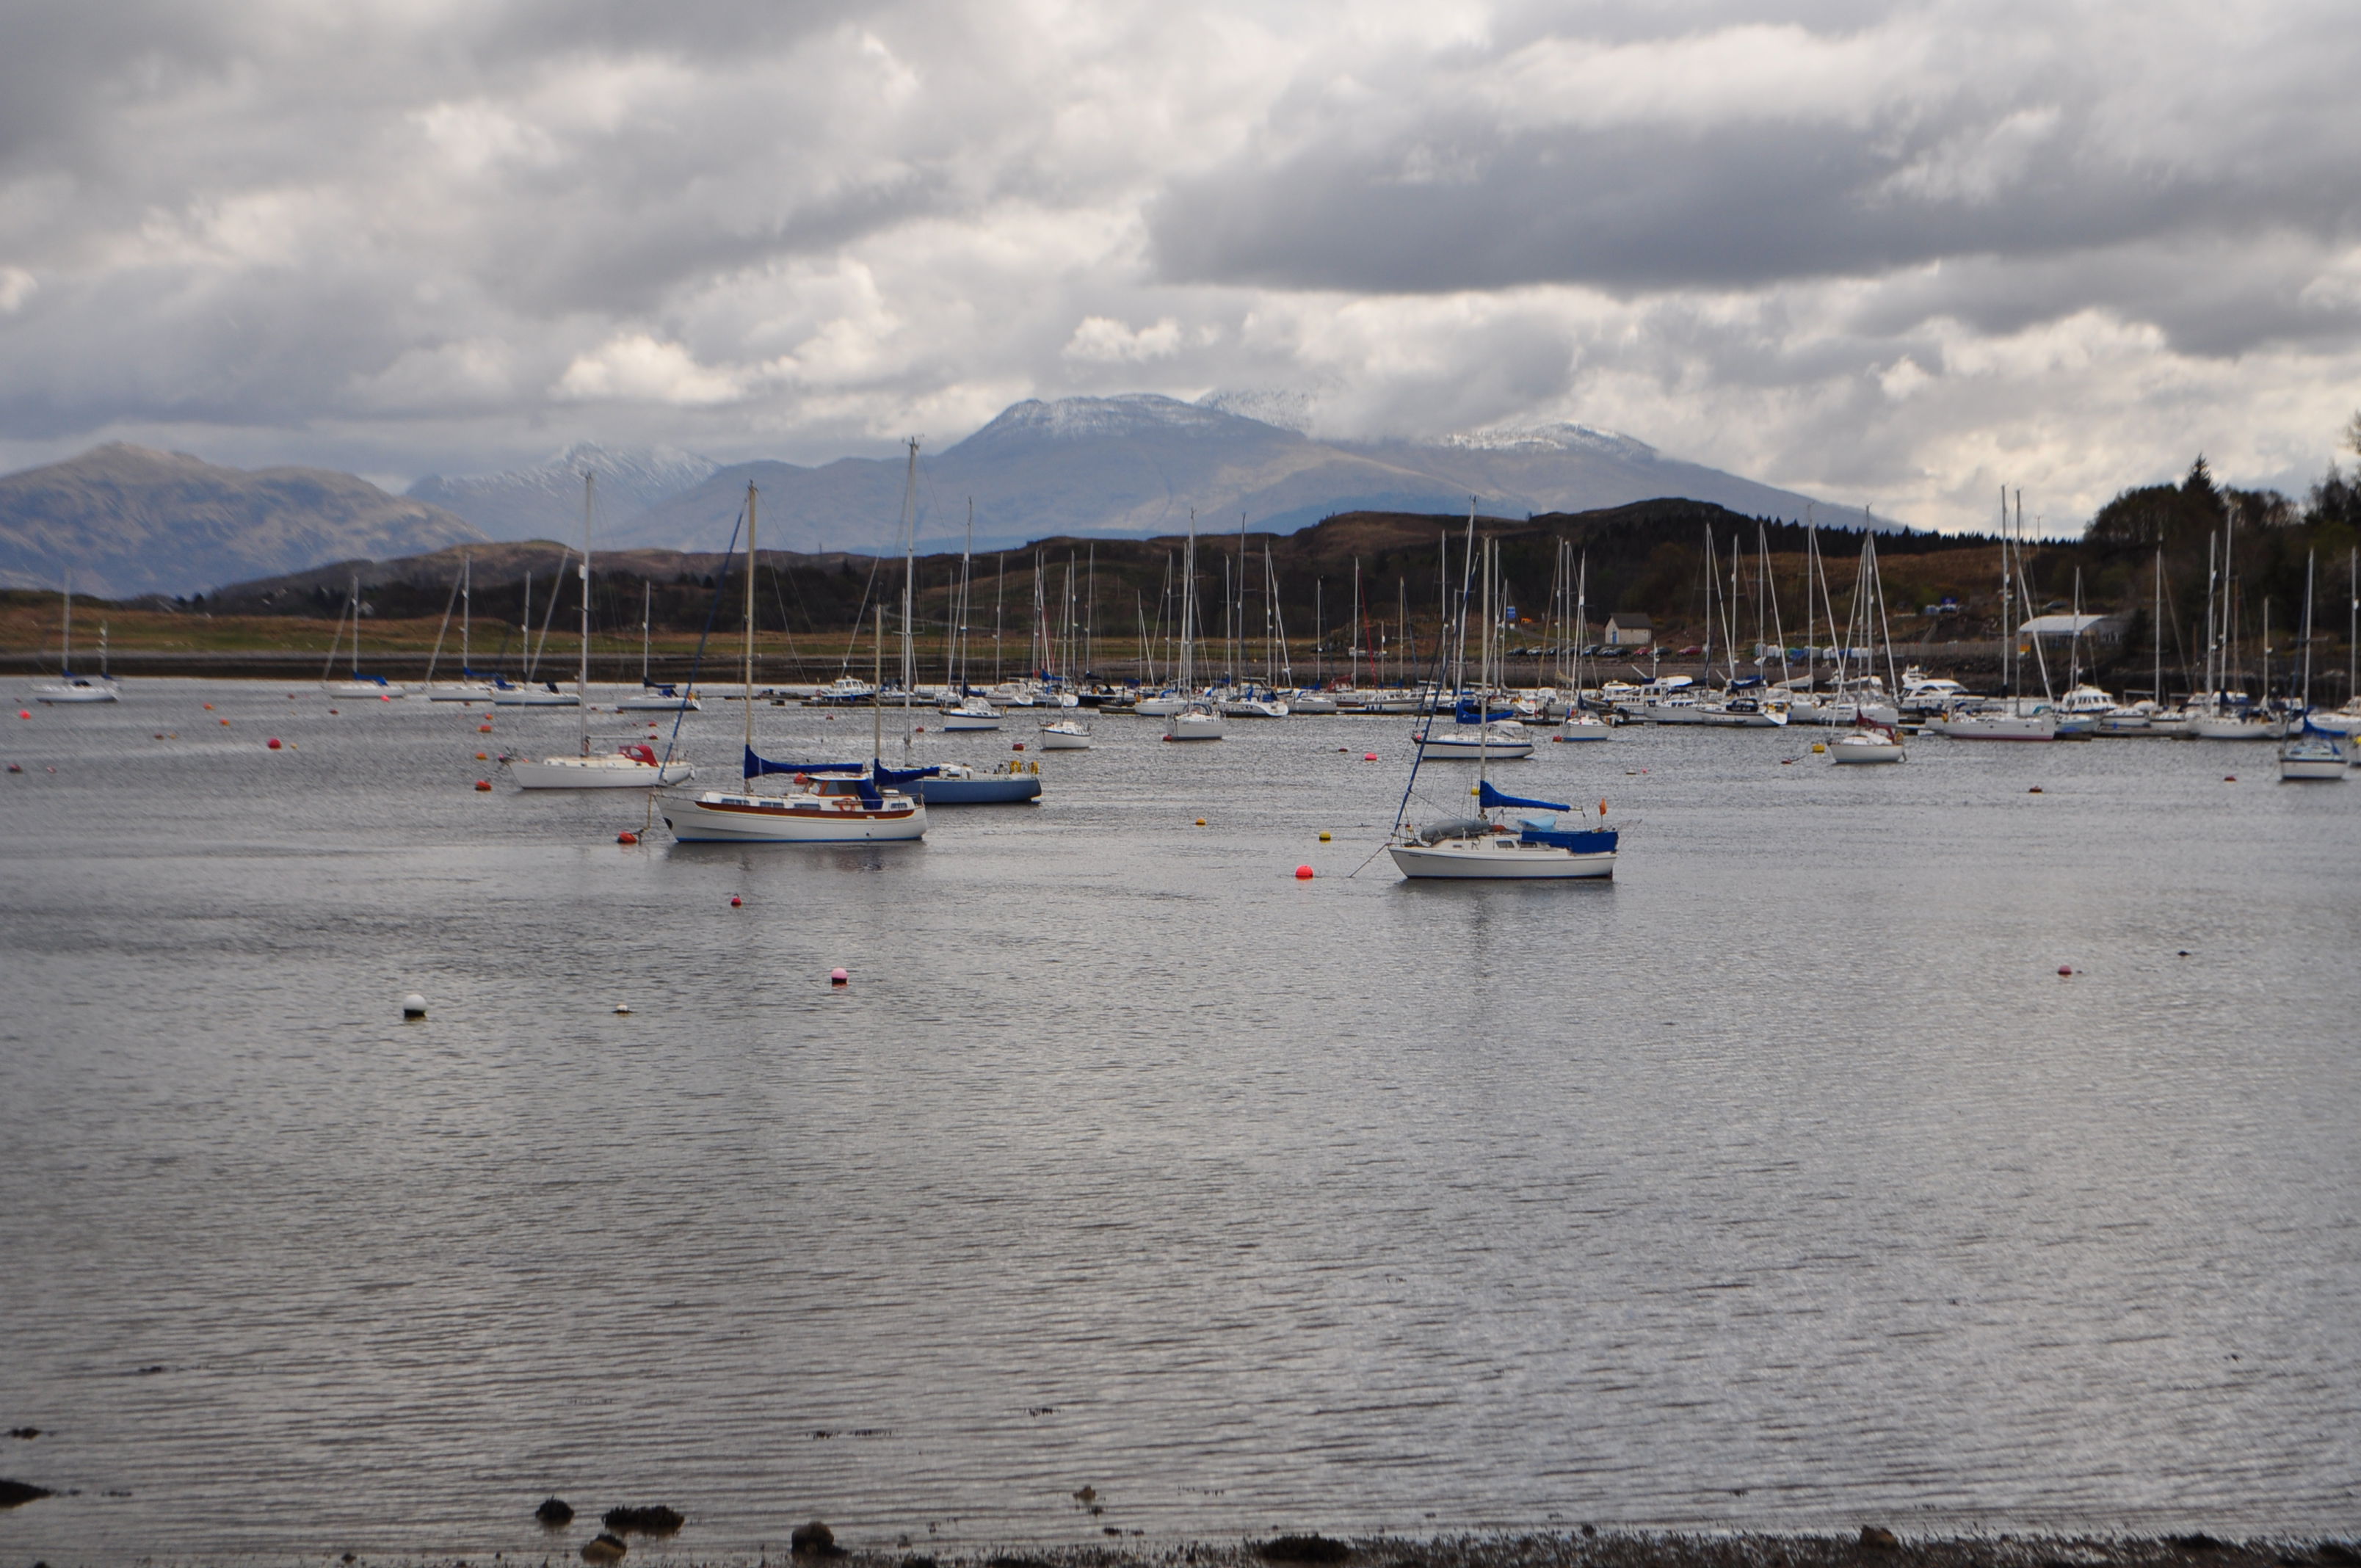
left=554, top=334, right=746, bottom=404
left=0, top=0, right=2357, bottom=529
left=1062, top=315, right=1184, bottom=363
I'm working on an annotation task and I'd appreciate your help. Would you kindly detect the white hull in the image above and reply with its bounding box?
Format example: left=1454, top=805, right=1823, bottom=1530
left=1555, top=718, right=1613, bottom=742
left=616, top=694, right=702, bottom=711
left=1390, top=838, right=1614, bottom=879
left=2302, top=708, right=2361, bottom=736
left=1929, top=713, right=2057, bottom=741
left=1829, top=738, right=1905, bottom=763
left=2188, top=716, right=2280, bottom=740
left=1286, top=693, right=1339, bottom=714
left=1164, top=713, right=1225, bottom=740
left=426, top=685, right=499, bottom=702
left=32, top=681, right=119, bottom=704
left=1134, top=696, right=1186, bottom=716
left=1219, top=699, right=1289, bottom=718
left=510, top=755, right=695, bottom=789
left=940, top=714, right=1002, bottom=731
left=491, top=689, right=580, bottom=707
left=2280, top=756, right=2346, bottom=780
left=1642, top=702, right=1710, bottom=724
left=664, top=788, right=926, bottom=842
left=1414, top=736, right=1535, bottom=761
left=1037, top=729, right=1092, bottom=750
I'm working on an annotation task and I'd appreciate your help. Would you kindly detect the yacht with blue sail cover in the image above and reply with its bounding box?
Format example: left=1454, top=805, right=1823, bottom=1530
left=1390, top=780, right=1619, bottom=879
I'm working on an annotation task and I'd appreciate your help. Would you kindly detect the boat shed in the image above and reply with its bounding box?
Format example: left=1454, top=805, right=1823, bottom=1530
left=1603, top=612, right=1654, bottom=647
left=2017, top=613, right=2126, bottom=643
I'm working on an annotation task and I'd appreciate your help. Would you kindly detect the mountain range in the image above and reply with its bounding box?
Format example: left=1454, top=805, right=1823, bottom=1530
left=432, top=395, right=1883, bottom=555
left=0, top=397, right=1885, bottom=599
left=0, top=444, right=486, bottom=600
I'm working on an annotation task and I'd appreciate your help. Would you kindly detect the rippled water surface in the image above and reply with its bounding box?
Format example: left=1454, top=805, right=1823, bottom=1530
left=3, top=681, right=2357, bottom=1564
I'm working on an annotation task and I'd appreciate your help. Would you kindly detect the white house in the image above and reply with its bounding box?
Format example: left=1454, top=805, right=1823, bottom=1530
left=1603, top=613, right=1653, bottom=647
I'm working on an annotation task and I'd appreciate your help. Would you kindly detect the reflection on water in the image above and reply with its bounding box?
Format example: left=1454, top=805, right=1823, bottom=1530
left=1, top=682, right=2357, bottom=1564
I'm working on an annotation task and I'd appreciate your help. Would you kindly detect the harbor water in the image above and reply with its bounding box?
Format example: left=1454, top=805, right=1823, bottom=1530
left=2, top=682, right=2356, bottom=1562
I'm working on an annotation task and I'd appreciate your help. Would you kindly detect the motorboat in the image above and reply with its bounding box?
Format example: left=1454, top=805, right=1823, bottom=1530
left=1555, top=711, right=1612, bottom=742
left=1037, top=719, right=1092, bottom=750
left=938, top=694, right=1003, bottom=730
left=2279, top=733, right=2346, bottom=780
left=1285, top=689, right=1340, bottom=714
left=809, top=676, right=878, bottom=705
left=510, top=743, right=694, bottom=790
left=1900, top=670, right=1970, bottom=716
left=1219, top=691, right=1289, bottom=718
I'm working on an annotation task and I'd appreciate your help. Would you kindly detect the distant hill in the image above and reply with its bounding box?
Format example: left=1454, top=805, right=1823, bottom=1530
left=0, top=444, right=488, bottom=599
left=406, top=440, right=719, bottom=542
left=427, top=395, right=1891, bottom=555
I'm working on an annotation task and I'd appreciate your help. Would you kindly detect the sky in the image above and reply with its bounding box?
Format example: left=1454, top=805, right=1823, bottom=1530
left=2, top=0, right=2358, bottom=531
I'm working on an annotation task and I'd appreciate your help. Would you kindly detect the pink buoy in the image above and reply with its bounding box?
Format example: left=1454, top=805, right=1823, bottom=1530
left=830, top=968, right=849, bottom=987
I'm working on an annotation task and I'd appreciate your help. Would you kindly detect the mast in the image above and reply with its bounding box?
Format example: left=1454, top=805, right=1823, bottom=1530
left=744, top=482, right=757, bottom=755
left=60, top=575, right=71, bottom=675
left=899, top=437, right=918, bottom=752
left=520, top=570, right=532, bottom=683
left=1179, top=510, right=1197, bottom=692
left=578, top=472, right=592, bottom=755
left=2203, top=529, right=2218, bottom=705
left=1574, top=551, right=1588, bottom=704
left=350, top=571, right=363, bottom=678
left=2154, top=548, right=2164, bottom=704
left=460, top=552, right=471, bottom=677
left=2302, top=549, right=2317, bottom=713
left=640, top=581, right=651, bottom=686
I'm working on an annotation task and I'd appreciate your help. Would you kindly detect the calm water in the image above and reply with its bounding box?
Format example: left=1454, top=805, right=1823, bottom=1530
left=2, top=681, right=2357, bottom=1564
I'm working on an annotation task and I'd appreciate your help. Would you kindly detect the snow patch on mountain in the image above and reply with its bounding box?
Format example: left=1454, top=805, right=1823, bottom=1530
left=954, top=393, right=1294, bottom=449
left=1193, top=388, right=1318, bottom=435
left=1436, top=422, right=1658, bottom=460
left=407, top=440, right=721, bottom=539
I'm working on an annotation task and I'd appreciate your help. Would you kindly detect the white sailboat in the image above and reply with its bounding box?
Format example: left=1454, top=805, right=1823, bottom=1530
left=2280, top=551, right=2346, bottom=780
left=664, top=483, right=926, bottom=841
left=31, top=576, right=122, bottom=704
left=322, top=573, right=409, bottom=697
left=1164, top=510, right=1225, bottom=741
left=617, top=582, right=702, bottom=710
left=1931, top=490, right=2059, bottom=741
left=509, top=475, right=694, bottom=790
left=1415, top=520, right=1533, bottom=760
left=1390, top=505, right=1616, bottom=879
left=425, top=552, right=498, bottom=702
left=1037, top=718, right=1092, bottom=749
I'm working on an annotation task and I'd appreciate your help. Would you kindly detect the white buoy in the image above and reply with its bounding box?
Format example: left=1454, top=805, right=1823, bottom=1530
left=402, top=992, right=427, bottom=1020
left=613, top=1003, right=634, bottom=1015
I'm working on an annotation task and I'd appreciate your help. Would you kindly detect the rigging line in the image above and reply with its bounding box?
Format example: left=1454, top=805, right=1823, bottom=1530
left=1387, top=501, right=1482, bottom=839
left=657, top=502, right=746, bottom=769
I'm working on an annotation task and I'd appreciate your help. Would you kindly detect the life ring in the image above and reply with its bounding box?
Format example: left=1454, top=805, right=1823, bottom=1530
left=833, top=796, right=857, bottom=810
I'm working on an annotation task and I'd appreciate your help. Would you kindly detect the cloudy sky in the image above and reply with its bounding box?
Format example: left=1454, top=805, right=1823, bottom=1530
left=3, top=0, right=2357, bottom=531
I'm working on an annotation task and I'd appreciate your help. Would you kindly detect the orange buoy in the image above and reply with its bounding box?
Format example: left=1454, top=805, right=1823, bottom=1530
left=220, top=718, right=231, bottom=726
left=479, top=723, right=493, bottom=733
left=203, top=703, right=214, bottom=710
left=267, top=737, right=282, bottom=749
left=1294, top=865, right=1314, bottom=880
left=1195, top=816, right=1207, bottom=826
left=476, top=752, right=487, bottom=760
left=617, top=831, right=639, bottom=845
left=474, top=779, right=492, bottom=791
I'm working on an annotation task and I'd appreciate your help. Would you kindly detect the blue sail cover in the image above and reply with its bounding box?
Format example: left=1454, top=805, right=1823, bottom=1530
left=1479, top=780, right=1570, bottom=813
left=869, top=760, right=941, bottom=787
left=743, top=747, right=863, bottom=779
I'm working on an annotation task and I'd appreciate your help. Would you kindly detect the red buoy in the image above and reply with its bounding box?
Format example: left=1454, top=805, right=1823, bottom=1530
left=2058, top=965, right=2073, bottom=976
left=267, top=737, right=282, bottom=749
left=1363, top=752, right=1378, bottom=761
left=17, top=710, right=29, bottom=720
left=479, top=723, right=493, bottom=733
left=617, top=831, right=639, bottom=845
left=1295, top=864, right=1315, bottom=880
left=730, top=896, right=743, bottom=907
left=474, top=779, right=492, bottom=791
left=1012, top=741, right=1026, bottom=751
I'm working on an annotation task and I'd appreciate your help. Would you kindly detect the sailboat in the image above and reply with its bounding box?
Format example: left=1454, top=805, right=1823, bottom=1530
left=664, top=484, right=926, bottom=841
left=935, top=500, right=1003, bottom=730
left=322, top=573, right=409, bottom=697
left=31, top=576, right=122, bottom=704
left=2280, top=551, right=2346, bottom=780
left=1415, top=512, right=1533, bottom=760
left=617, top=583, right=702, bottom=710
left=1388, top=513, right=1617, bottom=879
left=425, top=552, right=498, bottom=701
left=509, top=474, right=694, bottom=789
left=1930, top=490, right=2058, bottom=740
left=1164, top=510, right=1225, bottom=740
left=1556, top=549, right=1611, bottom=741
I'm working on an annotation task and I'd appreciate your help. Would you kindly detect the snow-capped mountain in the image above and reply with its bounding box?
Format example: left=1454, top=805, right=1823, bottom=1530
left=604, top=394, right=1889, bottom=553
left=407, top=440, right=719, bottom=541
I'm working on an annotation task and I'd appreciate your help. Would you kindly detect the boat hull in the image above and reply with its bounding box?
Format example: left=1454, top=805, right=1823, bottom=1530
left=2280, top=756, right=2346, bottom=780
left=664, top=790, right=926, bottom=841
left=616, top=694, right=701, bottom=711
left=510, top=756, right=694, bottom=789
left=917, top=775, right=1041, bottom=804
left=1929, top=714, right=2057, bottom=741
left=1164, top=716, right=1225, bottom=740
left=939, top=714, right=1002, bottom=730
left=1413, top=737, right=1535, bottom=761
left=1829, top=740, right=1904, bottom=763
left=1390, top=838, right=1614, bottom=879
left=32, top=683, right=119, bottom=704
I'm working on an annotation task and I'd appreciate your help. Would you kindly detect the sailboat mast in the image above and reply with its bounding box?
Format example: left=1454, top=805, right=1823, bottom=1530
left=579, top=472, right=592, bottom=755
left=1180, top=510, right=1197, bottom=690
left=460, top=552, right=471, bottom=675
left=350, top=571, right=362, bottom=678
left=900, top=438, right=918, bottom=749
left=744, top=482, right=758, bottom=752
left=641, top=581, right=651, bottom=686
left=2154, top=548, right=2164, bottom=703
left=2302, top=549, right=2316, bottom=711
